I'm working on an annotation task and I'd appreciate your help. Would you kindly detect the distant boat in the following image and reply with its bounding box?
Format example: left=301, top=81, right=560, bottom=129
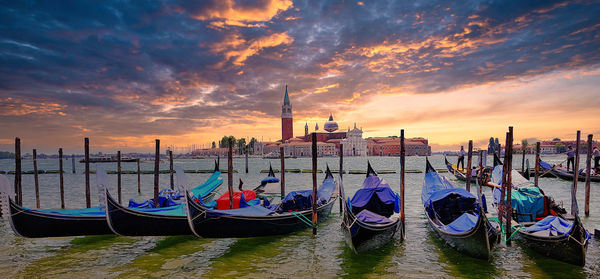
left=262, top=152, right=296, bottom=159
left=79, top=156, right=137, bottom=163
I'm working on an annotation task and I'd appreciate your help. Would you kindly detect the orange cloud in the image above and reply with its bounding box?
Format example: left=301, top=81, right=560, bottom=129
left=314, top=83, right=339, bottom=94
left=212, top=32, right=294, bottom=66
left=0, top=97, right=66, bottom=116
left=189, top=0, right=293, bottom=27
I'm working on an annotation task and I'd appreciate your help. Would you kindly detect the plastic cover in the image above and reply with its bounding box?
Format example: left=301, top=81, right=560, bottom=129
left=356, top=209, right=394, bottom=224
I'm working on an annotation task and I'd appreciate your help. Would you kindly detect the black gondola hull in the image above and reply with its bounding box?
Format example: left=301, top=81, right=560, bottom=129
left=342, top=207, right=401, bottom=253
left=425, top=210, right=499, bottom=259
left=186, top=196, right=336, bottom=238
left=8, top=198, right=112, bottom=238
left=550, top=169, right=600, bottom=183
left=514, top=220, right=588, bottom=266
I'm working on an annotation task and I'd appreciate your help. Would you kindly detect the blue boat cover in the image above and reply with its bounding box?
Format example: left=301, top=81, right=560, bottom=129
left=261, top=176, right=280, bottom=184
left=206, top=205, right=274, bottom=217
left=421, top=171, right=475, bottom=207
left=356, top=209, right=393, bottom=223
left=351, top=176, right=397, bottom=208
left=491, top=165, right=544, bottom=222
left=440, top=213, right=478, bottom=234
left=279, top=176, right=336, bottom=212
left=539, top=160, right=553, bottom=171
left=35, top=206, right=106, bottom=216
left=522, top=216, right=590, bottom=241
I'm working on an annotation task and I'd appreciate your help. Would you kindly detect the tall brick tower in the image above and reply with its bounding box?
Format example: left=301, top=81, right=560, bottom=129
left=281, top=85, right=293, bottom=141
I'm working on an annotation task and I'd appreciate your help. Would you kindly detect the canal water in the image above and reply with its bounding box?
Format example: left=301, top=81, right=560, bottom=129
left=0, top=154, right=598, bottom=278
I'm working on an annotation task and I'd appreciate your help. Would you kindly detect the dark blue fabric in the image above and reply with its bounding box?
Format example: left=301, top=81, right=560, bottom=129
left=207, top=205, right=274, bottom=216
left=539, top=160, right=553, bottom=170
left=356, top=209, right=393, bottom=223
left=422, top=171, right=475, bottom=207
left=279, top=177, right=336, bottom=211
left=522, top=216, right=591, bottom=240
left=350, top=176, right=397, bottom=207
left=441, top=213, right=478, bottom=234
left=261, top=176, right=280, bottom=184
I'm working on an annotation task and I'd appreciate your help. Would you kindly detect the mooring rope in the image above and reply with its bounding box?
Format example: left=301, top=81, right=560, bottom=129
left=290, top=211, right=317, bottom=229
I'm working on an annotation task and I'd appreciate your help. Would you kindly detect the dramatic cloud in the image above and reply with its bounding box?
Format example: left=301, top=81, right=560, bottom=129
left=0, top=0, right=599, bottom=152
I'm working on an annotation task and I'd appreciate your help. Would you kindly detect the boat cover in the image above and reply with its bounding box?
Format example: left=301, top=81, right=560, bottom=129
left=421, top=171, right=476, bottom=207
left=34, top=206, right=106, bottom=216
left=279, top=176, right=336, bottom=211
left=261, top=176, right=280, bottom=184
left=539, top=160, right=553, bottom=171
left=491, top=165, right=544, bottom=222
left=351, top=176, right=398, bottom=209
left=216, top=190, right=257, bottom=209
left=356, top=209, right=393, bottom=223
left=440, top=213, right=478, bottom=234
left=521, top=216, right=590, bottom=240
left=207, top=204, right=274, bottom=217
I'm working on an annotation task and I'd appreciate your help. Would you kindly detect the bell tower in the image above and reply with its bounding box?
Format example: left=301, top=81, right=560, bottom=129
left=281, top=85, right=293, bottom=141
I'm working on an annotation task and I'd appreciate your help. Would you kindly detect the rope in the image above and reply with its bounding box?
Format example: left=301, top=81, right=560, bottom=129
left=507, top=224, right=523, bottom=241
left=290, top=211, right=318, bottom=229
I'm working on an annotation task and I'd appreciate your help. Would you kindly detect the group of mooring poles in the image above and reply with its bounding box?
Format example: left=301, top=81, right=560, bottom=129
left=10, top=137, right=174, bottom=210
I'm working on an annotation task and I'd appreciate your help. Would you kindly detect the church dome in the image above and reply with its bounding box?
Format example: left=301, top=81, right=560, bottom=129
left=324, top=113, right=338, bottom=132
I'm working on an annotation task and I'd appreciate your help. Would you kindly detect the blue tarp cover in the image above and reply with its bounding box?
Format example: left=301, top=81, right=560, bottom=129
left=351, top=176, right=397, bottom=208
left=539, top=160, right=553, bottom=170
left=421, top=171, right=475, bottom=207
left=491, top=165, right=545, bottom=222
left=207, top=205, right=274, bottom=216
left=279, top=177, right=336, bottom=211
left=522, top=216, right=590, bottom=241
left=261, top=176, right=280, bottom=184
left=35, top=206, right=105, bottom=216
left=440, top=213, right=478, bottom=234
left=356, top=209, right=393, bottom=223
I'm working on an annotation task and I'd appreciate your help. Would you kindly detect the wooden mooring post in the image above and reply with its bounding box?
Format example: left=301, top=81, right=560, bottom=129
left=280, top=146, right=285, bottom=199
left=466, top=140, right=473, bottom=192
left=311, top=133, right=318, bottom=235
left=245, top=147, right=249, bottom=174
left=400, top=130, right=406, bottom=239
left=59, top=148, right=65, bottom=209
left=585, top=134, right=593, bottom=216
left=534, top=142, right=540, bottom=188
left=572, top=131, right=581, bottom=216
left=154, top=139, right=160, bottom=208
left=117, top=150, right=122, bottom=204
left=228, top=138, right=234, bottom=209
left=14, top=137, right=22, bottom=206
left=169, top=150, right=174, bottom=190
left=71, top=154, right=76, bottom=174
left=505, top=127, right=514, bottom=246
left=85, top=138, right=90, bottom=208
left=339, top=143, right=343, bottom=212
left=33, top=149, right=40, bottom=208
left=137, top=158, right=141, bottom=194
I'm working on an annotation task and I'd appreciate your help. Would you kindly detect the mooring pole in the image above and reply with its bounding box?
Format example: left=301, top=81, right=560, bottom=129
left=32, top=149, right=40, bottom=208
left=505, top=127, right=513, bottom=246
left=339, top=143, right=344, bottom=212
left=400, top=129, right=406, bottom=239
left=534, top=142, right=540, bottom=188
left=245, top=146, right=249, bottom=174
left=228, top=138, right=234, bottom=209
left=14, top=137, right=22, bottom=206
left=572, top=131, right=581, bottom=216
left=585, top=134, right=593, bottom=216
left=71, top=154, right=76, bottom=174
left=466, top=140, right=473, bottom=192
left=154, top=139, right=160, bottom=208
left=280, top=146, right=285, bottom=199
left=59, top=148, right=65, bottom=209
left=85, top=138, right=90, bottom=208
left=498, top=141, right=505, bottom=227
left=478, top=150, right=484, bottom=197
left=521, top=143, right=526, bottom=174
left=137, top=158, right=141, bottom=194
left=311, top=133, right=318, bottom=235
left=117, top=150, right=122, bottom=204
left=169, top=150, right=174, bottom=190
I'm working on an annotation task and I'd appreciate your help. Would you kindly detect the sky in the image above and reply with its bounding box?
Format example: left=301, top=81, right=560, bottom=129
left=1, top=0, right=599, bottom=154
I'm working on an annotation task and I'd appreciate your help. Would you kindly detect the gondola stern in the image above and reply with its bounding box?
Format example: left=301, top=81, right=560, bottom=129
left=425, top=157, right=436, bottom=174
left=493, top=153, right=503, bottom=167
left=325, top=164, right=333, bottom=180
left=366, top=161, right=377, bottom=177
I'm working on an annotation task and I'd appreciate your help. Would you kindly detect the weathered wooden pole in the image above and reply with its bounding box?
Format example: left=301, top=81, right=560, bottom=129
left=85, top=138, right=91, bottom=208
left=521, top=143, right=526, bottom=174
left=466, top=140, right=473, bottom=192
left=280, top=146, right=285, bottom=199
left=534, top=142, right=540, bottom=188
left=585, top=134, right=593, bottom=216
left=137, top=158, right=141, bottom=194
left=154, top=139, right=160, bottom=208
left=572, top=131, right=581, bottom=216
left=33, top=149, right=40, bottom=208
left=71, top=154, right=76, bottom=173
left=169, top=150, right=174, bottom=190
left=400, top=129, right=406, bottom=239
left=228, top=138, right=234, bottom=209
left=311, top=133, right=318, bottom=235
left=117, top=150, right=122, bottom=204
left=14, top=137, right=22, bottom=206
left=498, top=139, right=506, bottom=227
left=59, top=148, right=65, bottom=209
left=506, top=127, right=513, bottom=245
left=478, top=150, right=484, bottom=197
left=339, top=143, right=344, bottom=212
left=245, top=146, right=249, bottom=174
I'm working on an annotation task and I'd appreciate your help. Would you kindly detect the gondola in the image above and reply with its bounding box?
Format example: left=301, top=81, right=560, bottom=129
left=105, top=162, right=223, bottom=236
left=185, top=167, right=337, bottom=238
left=544, top=163, right=600, bottom=183
left=422, top=158, right=500, bottom=259
left=341, top=162, right=402, bottom=253
left=444, top=156, right=477, bottom=183
left=488, top=153, right=590, bottom=266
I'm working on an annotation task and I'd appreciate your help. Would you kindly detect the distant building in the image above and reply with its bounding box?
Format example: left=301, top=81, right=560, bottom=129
left=281, top=85, right=293, bottom=141
left=341, top=123, right=367, bottom=156
left=191, top=147, right=236, bottom=157
left=367, top=137, right=431, bottom=156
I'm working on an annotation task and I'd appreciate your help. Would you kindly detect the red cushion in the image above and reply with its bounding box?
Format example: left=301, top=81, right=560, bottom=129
left=216, top=190, right=256, bottom=209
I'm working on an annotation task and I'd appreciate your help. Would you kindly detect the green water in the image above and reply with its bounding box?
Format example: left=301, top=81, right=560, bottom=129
left=0, top=155, right=599, bottom=278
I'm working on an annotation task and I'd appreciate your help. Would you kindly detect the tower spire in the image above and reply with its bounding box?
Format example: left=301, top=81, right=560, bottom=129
left=283, top=85, right=290, bottom=104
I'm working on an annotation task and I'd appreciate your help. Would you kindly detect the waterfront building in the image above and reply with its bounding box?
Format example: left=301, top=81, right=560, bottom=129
left=367, top=137, right=431, bottom=156
left=341, top=123, right=367, bottom=156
